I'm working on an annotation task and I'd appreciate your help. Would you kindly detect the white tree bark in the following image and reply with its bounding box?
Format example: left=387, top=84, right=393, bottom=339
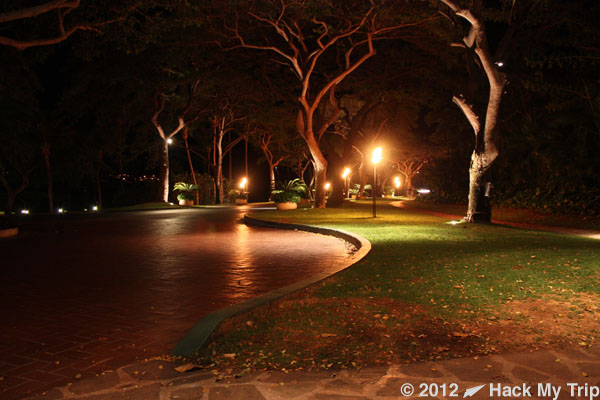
left=441, top=0, right=507, bottom=222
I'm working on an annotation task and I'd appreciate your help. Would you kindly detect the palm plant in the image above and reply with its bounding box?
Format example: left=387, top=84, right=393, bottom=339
left=271, top=178, right=307, bottom=203
left=173, top=182, right=199, bottom=201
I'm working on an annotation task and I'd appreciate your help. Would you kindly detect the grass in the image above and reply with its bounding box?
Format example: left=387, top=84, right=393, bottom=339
left=192, top=201, right=600, bottom=373
left=407, top=199, right=600, bottom=230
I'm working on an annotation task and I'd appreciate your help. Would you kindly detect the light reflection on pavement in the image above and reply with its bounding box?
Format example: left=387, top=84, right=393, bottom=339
left=0, top=207, right=352, bottom=398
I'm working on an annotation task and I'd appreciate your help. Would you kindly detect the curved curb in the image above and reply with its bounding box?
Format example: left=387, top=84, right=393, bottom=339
left=0, top=227, right=18, bottom=238
left=171, top=214, right=371, bottom=357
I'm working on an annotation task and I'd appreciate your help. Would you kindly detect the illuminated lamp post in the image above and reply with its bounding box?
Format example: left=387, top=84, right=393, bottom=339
left=394, top=176, right=401, bottom=197
left=342, top=168, right=351, bottom=199
left=239, top=177, right=248, bottom=204
left=372, top=147, right=382, bottom=217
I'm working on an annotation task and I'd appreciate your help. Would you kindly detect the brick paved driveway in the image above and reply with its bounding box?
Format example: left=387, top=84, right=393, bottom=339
left=0, top=207, right=353, bottom=399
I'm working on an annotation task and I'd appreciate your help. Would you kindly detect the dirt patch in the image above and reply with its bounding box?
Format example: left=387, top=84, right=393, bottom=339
left=198, top=292, right=600, bottom=375
left=474, top=293, right=600, bottom=352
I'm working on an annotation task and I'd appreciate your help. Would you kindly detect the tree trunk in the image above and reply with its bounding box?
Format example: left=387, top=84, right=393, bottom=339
left=96, top=151, right=103, bottom=209
left=0, top=169, right=31, bottom=214
left=269, top=163, right=275, bottom=194
left=183, top=128, right=199, bottom=205
left=405, top=175, right=412, bottom=196
left=305, top=132, right=328, bottom=208
left=216, top=134, right=224, bottom=204
left=42, top=145, right=54, bottom=213
left=159, top=138, right=169, bottom=202
left=466, top=153, right=493, bottom=222
left=326, top=156, right=345, bottom=207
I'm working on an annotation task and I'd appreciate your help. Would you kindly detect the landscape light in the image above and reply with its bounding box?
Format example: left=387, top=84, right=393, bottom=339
left=324, top=182, right=331, bottom=190
left=495, top=61, right=504, bottom=67
left=167, top=138, right=173, bottom=145
left=21, top=209, right=29, bottom=215
left=240, top=177, right=248, bottom=190
left=342, top=168, right=350, bottom=179
left=417, top=188, right=431, bottom=194
left=394, top=176, right=401, bottom=188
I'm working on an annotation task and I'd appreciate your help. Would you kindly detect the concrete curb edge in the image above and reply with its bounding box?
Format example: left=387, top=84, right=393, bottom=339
left=171, top=214, right=371, bottom=357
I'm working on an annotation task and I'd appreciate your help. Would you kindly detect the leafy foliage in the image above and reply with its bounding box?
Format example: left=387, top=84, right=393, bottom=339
left=271, top=178, right=307, bottom=203
left=173, top=182, right=199, bottom=193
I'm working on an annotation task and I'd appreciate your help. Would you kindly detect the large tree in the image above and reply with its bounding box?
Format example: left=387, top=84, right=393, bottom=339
left=439, top=0, right=507, bottom=222
left=227, top=0, right=433, bottom=207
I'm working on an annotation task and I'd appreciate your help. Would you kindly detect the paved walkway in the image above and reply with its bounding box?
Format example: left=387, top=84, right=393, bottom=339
left=0, top=207, right=353, bottom=399
left=24, top=346, right=600, bottom=399
left=7, top=204, right=600, bottom=399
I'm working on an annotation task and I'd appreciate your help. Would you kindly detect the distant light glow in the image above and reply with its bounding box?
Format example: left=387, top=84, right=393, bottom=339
left=21, top=209, right=29, bottom=215
left=342, top=168, right=351, bottom=179
left=167, top=138, right=173, bottom=145
left=417, top=188, right=431, bottom=194
left=394, top=176, right=401, bottom=188
left=169, top=202, right=174, bottom=205
left=92, top=205, right=98, bottom=211
left=58, top=208, right=64, bottom=214
left=240, top=177, right=248, bottom=189
left=372, top=147, right=382, bottom=164
left=495, top=61, right=504, bottom=67
left=324, top=182, right=331, bottom=190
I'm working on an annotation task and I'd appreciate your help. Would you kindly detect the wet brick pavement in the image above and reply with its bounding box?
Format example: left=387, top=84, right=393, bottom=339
left=0, top=207, right=353, bottom=399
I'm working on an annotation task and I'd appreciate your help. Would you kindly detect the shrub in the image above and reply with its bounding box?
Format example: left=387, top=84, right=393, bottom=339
left=177, top=192, right=195, bottom=201
left=271, top=190, right=301, bottom=204
left=271, top=179, right=307, bottom=204
left=228, top=189, right=246, bottom=203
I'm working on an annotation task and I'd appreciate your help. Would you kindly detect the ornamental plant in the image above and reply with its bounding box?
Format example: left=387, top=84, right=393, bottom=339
left=271, top=179, right=307, bottom=204
left=173, top=182, right=198, bottom=202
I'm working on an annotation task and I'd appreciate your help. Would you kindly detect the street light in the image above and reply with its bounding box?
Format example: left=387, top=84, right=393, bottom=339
left=239, top=177, right=248, bottom=204
left=372, top=147, right=382, bottom=217
left=342, top=168, right=351, bottom=199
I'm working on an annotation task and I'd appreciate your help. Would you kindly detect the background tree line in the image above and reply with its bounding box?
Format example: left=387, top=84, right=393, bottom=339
left=0, top=0, right=598, bottom=216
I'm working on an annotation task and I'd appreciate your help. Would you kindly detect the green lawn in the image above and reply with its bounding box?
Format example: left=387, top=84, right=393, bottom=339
left=406, top=199, right=600, bottom=230
left=193, top=201, right=600, bottom=372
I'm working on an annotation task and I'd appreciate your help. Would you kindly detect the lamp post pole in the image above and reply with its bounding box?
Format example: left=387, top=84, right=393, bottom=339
left=371, top=147, right=382, bottom=218
left=373, top=164, right=377, bottom=217
left=342, top=168, right=351, bottom=199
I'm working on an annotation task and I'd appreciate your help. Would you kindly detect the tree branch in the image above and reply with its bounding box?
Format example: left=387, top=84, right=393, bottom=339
left=452, top=95, right=480, bottom=136
left=0, top=0, right=79, bottom=24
